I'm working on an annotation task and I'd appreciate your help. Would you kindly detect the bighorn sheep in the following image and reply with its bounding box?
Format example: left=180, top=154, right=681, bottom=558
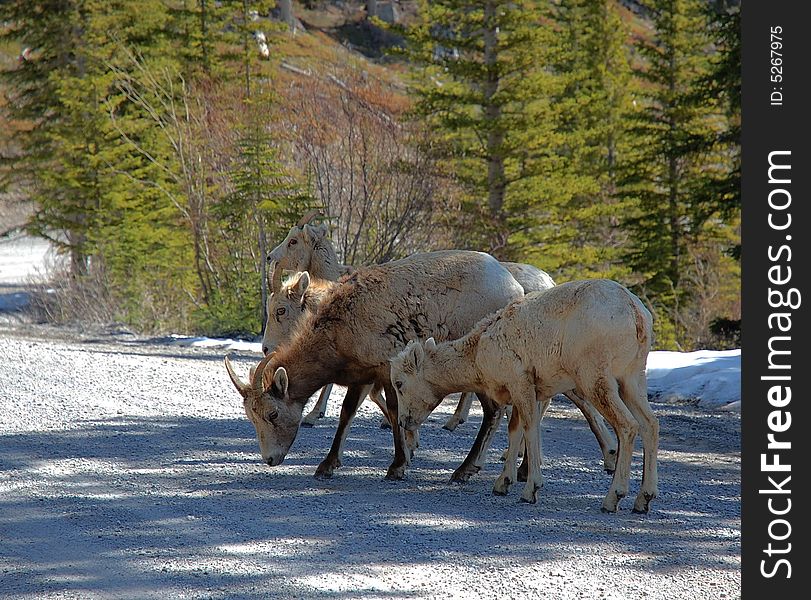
left=227, top=250, right=525, bottom=481
left=390, top=279, right=658, bottom=513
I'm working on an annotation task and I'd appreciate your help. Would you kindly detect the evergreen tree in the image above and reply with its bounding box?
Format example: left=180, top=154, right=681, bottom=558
left=619, top=0, right=721, bottom=347
left=396, top=0, right=575, bottom=260
left=546, top=0, right=635, bottom=280
left=207, top=106, right=311, bottom=334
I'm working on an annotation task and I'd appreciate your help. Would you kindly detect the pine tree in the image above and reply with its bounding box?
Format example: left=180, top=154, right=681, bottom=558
left=546, top=0, right=635, bottom=280
left=396, top=0, right=573, bottom=260
left=619, top=0, right=721, bottom=348
left=207, top=105, right=311, bottom=334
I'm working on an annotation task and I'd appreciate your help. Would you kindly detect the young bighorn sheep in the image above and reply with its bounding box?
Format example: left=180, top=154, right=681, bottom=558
left=227, top=250, right=525, bottom=481
left=390, top=279, right=658, bottom=513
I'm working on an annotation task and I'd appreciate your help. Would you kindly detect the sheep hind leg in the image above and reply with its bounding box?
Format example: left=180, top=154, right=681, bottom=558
left=582, top=377, right=638, bottom=513
left=564, top=390, right=618, bottom=474
left=620, top=371, right=659, bottom=514
left=493, top=405, right=522, bottom=496
left=314, top=384, right=368, bottom=479
left=450, top=393, right=505, bottom=483
left=443, top=392, right=474, bottom=431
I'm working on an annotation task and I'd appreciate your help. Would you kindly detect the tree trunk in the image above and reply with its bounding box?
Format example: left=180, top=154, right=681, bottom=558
left=279, top=0, right=294, bottom=31
left=258, top=218, right=268, bottom=333
left=483, top=1, right=506, bottom=255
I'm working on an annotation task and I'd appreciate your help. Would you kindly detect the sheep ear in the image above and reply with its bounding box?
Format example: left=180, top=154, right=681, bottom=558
left=271, top=367, right=289, bottom=397
left=425, top=337, right=437, bottom=351
left=304, top=222, right=328, bottom=241
left=410, top=341, right=425, bottom=371
left=290, top=271, right=311, bottom=297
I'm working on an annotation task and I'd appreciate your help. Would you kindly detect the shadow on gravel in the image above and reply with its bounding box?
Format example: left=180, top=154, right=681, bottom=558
left=0, top=405, right=740, bottom=598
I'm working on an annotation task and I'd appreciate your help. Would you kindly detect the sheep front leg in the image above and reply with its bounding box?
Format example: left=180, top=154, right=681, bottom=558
left=443, top=392, right=474, bottom=431
left=315, top=384, right=367, bottom=479
left=516, top=391, right=546, bottom=504
left=301, top=384, right=333, bottom=427
left=493, top=404, right=522, bottom=496
left=383, top=382, right=409, bottom=480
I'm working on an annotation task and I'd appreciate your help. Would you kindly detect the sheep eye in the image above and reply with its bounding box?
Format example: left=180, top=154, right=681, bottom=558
left=395, top=381, right=403, bottom=390
left=276, top=307, right=286, bottom=316
left=288, top=239, right=297, bottom=246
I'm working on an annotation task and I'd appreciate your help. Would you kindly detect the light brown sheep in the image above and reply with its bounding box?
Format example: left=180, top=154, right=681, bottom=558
left=390, top=279, right=658, bottom=513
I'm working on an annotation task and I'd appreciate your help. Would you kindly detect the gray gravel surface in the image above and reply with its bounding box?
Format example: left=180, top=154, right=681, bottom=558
left=0, top=324, right=741, bottom=599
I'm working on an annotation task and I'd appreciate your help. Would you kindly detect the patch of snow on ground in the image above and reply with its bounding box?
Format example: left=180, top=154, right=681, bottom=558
left=646, top=349, right=741, bottom=411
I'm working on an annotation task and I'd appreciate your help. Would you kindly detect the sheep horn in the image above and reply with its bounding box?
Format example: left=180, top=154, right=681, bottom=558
left=270, top=261, right=283, bottom=294
left=224, top=356, right=248, bottom=397
left=252, top=352, right=276, bottom=395
left=296, top=209, right=324, bottom=227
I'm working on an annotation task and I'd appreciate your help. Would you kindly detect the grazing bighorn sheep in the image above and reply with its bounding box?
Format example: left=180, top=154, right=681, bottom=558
left=262, top=264, right=425, bottom=455
left=264, top=211, right=616, bottom=468
left=227, top=250, right=525, bottom=481
left=390, top=279, right=658, bottom=513
left=261, top=259, right=619, bottom=476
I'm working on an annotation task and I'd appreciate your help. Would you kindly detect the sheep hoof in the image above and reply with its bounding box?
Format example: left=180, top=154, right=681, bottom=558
left=442, top=417, right=464, bottom=431
left=604, top=468, right=615, bottom=475
left=601, top=490, right=624, bottom=513
left=632, top=492, right=655, bottom=514
left=520, top=490, right=538, bottom=504
left=385, top=464, right=406, bottom=480
left=492, top=477, right=511, bottom=496
left=300, top=421, right=315, bottom=429
left=450, top=468, right=475, bottom=483
left=379, top=420, right=392, bottom=430
left=314, top=457, right=340, bottom=479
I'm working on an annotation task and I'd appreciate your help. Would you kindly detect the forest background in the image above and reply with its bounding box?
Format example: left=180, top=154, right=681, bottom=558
left=0, top=0, right=740, bottom=351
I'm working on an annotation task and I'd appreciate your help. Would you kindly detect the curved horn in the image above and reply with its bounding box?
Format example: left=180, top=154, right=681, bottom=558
left=296, top=209, right=324, bottom=227
left=270, top=261, right=283, bottom=294
left=252, top=352, right=276, bottom=395
left=224, top=356, right=248, bottom=396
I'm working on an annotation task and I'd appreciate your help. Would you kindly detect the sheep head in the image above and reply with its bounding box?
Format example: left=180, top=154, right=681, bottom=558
left=389, top=337, right=444, bottom=431
left=266, top=211, right=329, bottom=272
left=262, top=270, right=312, bottom=356
left=224, top=353, right=302, bottom=466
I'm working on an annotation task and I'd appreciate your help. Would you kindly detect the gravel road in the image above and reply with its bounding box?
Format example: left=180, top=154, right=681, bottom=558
left=0, top=324, right=741, bottom=599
